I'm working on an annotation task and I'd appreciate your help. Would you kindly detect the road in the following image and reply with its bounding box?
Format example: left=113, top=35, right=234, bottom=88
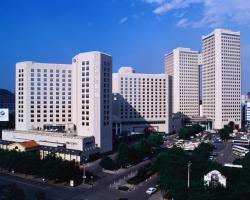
left=0, top=172, right=77, bottom=200
left=0, top=159, right=155, bottom=200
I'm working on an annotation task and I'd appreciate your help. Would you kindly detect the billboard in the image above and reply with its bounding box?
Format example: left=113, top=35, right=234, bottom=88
left=0, top=109, right=9, bottom=122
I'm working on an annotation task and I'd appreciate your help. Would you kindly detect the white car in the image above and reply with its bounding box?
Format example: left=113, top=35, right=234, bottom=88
left=146, top=187, right=157, bottom=195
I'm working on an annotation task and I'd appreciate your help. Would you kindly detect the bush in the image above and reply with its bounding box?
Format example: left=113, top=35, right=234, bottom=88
left=118, top=185, right=130, bottom=191
left=99, top=156, right=120, bottom=171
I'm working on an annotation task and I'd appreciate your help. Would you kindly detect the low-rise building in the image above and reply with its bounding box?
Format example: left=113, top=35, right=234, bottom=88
left=1, top=130, right=98, bottom=160
left=7, top=140, right=39, bottom=152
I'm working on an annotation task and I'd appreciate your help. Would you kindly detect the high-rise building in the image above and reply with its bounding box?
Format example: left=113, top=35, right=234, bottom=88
left=165, top=48, right=200, bottom=119
left=72, top=52, right=112, bottom=152
left=15, top=62, right=72, bottom=131
left=112, top=67, right=170, bottom=134
left=3, top=51, right=112, bottom=153
left=245, top=102, right=250, bottom=126
left=202, top=29, right=241, bottom=129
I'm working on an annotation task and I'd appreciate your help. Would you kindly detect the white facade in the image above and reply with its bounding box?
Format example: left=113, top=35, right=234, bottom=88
left=8, top=51, right=113, bottom=153
left=112, top=67, right=170, bottom=134
left=2, top=130, right=95, bottom=151
left=246, top=102, right=250, bottom=125
left=202, top=29, right=241, bottom=129
left=165, top=48, right=200, bottom=119
left=72, top=52, right=112, bottom=152
left=16, top=62, right=72, bottom=131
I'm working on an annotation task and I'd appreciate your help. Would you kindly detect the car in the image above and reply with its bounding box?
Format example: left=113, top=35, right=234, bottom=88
left=146, top=187, right=157, bottom=195
left=209, top=156, right=214, bottom=160
left=211, top=152, right=217, bottom=156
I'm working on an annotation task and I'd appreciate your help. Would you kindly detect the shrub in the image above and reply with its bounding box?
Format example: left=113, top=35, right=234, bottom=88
left=118, top=185, right=130, bottom=191
left=99, top=156, right=120, bottom=171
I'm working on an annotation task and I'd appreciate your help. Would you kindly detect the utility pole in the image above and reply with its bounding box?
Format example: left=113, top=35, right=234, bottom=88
left=187, top=161, right=191, bottom=189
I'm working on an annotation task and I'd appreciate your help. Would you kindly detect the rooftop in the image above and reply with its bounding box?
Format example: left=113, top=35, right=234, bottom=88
left=19, top=140, right=39, bottom=148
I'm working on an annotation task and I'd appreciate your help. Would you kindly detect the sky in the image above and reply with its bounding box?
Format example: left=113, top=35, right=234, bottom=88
left=0, top=0, right=249, bottom=94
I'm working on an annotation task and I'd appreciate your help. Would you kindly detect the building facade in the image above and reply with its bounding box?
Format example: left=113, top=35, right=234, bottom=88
left=165, top=48, right=200, bottom=119
left=72, top=52, right=112, bottom=152
left=3, top=51, right=112, bottom=153
left=245, top=102, right=250, bottom=126
left=202, top=29, right=241, bottom=129
left=112, top=67, right=170, bottom=134
left=15, top=62, right=72, bottom=132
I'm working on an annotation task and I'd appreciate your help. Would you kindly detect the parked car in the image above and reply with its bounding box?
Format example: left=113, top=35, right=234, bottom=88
left=209, top=156, right=214, bottom=160
left=146, top=187, right=157, bottom=195
left=211, top=152, right=217, bottom=156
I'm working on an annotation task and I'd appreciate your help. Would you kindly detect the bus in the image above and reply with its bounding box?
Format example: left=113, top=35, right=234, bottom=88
left=232, top=139, right=249, bottom=146
left=232, top=145, right=249, bottom=157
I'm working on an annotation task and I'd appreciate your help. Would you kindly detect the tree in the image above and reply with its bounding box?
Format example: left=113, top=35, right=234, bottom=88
left=179, top=124, right=204, bottom=139
left=228, top=121, right=235, bottom=130
left=147, top=132, right=164, bottom=147
left=99, top=156, right=119, bottom=170
left=219, top=126, right=232, bottom=140
left=116, top=143, right=130, bottom=165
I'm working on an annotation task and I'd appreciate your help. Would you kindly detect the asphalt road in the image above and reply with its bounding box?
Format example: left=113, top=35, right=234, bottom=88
left=213, top=140, right=239, bottom=164
left=0, top=159, right=155, bottom=200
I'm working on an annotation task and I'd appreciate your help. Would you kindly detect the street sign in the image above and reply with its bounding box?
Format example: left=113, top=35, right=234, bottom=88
left=0, top=109, right=9, bottom=122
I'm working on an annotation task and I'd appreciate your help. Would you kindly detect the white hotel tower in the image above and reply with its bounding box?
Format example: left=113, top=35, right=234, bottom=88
left=202, top=29, right=241, bottom=129
left=165, top=48, right=201, bottom=119
left=4, top=51, right=112, bottom=153
left=72, top=52, right=112, bottom=152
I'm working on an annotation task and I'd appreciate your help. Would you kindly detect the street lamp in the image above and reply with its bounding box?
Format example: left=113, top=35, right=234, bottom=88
left=80, top=155, right=88, bottom=183
left=187, top=161, right=192, bottom=189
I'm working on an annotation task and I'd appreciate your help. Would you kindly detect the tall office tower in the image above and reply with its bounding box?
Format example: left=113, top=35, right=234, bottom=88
left=202, top=29, right=241, bottom=129
left=165, top=48, right=200, bottom=119
left=112, top=67, right=170, bottom=134
left=15, top=62, right=72, bottom=131
left=72, top=52, right=112, bottom=152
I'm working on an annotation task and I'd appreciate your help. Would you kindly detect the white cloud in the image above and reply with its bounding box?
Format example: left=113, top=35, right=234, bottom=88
left=118, top=17, right=129, bottom=24
left=143, top=0, right=250, bottom=27
left=176, top=18, right=191, bottom=27
left=153, top=0, right=203, bottom=14
left=144, top=0, right=166, bottom=4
